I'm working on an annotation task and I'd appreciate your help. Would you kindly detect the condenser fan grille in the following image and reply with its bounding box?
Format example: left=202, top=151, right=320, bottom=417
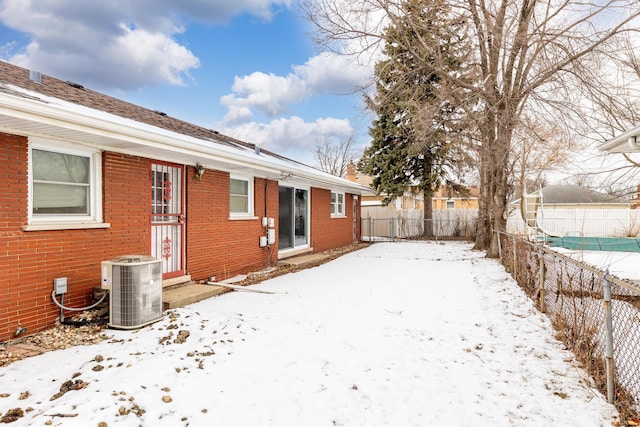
left=106, top=256, right=163, bottom=329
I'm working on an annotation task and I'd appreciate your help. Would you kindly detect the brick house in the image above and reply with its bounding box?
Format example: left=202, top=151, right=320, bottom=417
left=0, top=61, right=372, bottom=341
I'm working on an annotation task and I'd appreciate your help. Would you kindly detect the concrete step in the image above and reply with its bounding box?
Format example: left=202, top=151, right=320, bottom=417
left=278, top=253, right=330, bottom=267
left=162, top=274, right=192, bottom=289
left=163, top=283, right=229, bottom=310
left=162, top=253, right=332, bottom=310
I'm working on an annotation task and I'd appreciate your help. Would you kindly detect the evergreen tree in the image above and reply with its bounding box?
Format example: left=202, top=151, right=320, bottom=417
left=359, top=0, right=469, bottom=234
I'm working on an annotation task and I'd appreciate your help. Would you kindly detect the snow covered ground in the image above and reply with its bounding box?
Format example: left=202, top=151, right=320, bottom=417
left=553, top=247, right=640, bottom=282
left=0, top=241, right=619, bottom=426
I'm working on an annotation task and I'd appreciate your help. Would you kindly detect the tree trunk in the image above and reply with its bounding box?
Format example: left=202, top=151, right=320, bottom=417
left=474, top=107, right=514, bottom=258
left=474, top=148, right=492, bottom=251
left=423, top=194, right=434, bottom=237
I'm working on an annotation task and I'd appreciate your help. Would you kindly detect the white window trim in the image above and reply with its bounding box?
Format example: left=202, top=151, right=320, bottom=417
left=24, top=138, right=106, bottom=230
left=229, top=174, right=254, bottom=218
left=331, top=191, right=346, bottom=218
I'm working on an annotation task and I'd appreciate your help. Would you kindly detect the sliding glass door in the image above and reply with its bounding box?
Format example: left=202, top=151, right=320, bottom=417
left=278, top=186, right=309, bottom=250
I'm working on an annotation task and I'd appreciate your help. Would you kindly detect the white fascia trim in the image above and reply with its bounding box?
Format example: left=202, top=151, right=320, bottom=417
left=0, top=90, right=283, bottom=174
left=0, top=88, right=375, bottom=195
left=279, top=173, right=373, bottom=195
left=600, top=126, right=640, bottom=153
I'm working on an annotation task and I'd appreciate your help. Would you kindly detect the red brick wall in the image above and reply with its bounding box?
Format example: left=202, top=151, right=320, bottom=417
left=0, top=134, right=151, bottom=341
left=0, top=131, right=357, bottom=342
left=0, top=133, right=279, bottom=341
left=310, top=188, right=359, bottom=252
left=186, top=169, right=278, bottom=281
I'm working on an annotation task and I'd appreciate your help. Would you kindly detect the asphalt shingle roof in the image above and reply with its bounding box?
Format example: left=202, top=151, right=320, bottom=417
left=0, top=60, right=304, bottom=166
left=537, top=185, right=627, bottom=204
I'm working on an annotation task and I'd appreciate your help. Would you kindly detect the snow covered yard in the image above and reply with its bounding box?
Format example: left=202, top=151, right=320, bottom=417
left=0, top=241, right=619, bottom=426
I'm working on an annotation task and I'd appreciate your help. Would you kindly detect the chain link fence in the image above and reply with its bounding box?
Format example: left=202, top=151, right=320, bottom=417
left=361, top=218, right=477, bottom=241
left=497, top=231, right=640, bottom=419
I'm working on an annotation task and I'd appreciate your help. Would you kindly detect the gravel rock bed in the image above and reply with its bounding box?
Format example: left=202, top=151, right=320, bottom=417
left=1, top=324, right=108, bottom=367
left=0, top=242, right=369, bottom=367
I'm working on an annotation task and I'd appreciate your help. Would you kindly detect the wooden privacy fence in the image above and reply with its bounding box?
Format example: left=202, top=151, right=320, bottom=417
left=361, top=210, right=478, bottom=241
left=360, top=218, right=477, bottom=241
left=497, top=231, right=640, bottom=419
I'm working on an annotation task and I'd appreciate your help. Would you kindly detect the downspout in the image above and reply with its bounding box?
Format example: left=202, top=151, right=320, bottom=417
left=264, top=178, right=274, bottom=268
left=265, top=178, right=268, bottom=218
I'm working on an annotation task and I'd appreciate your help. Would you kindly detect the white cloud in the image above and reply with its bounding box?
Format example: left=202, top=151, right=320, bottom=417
left=219, top=115, right=354, bottom=159
left=0, top=0, right=290, bottom=89
left=293, top=52, right=370, bottom=94
left=223, top=106, right=255, bottom=125
left=7, top=27, right=200, bottom=90
left=0, top=0, right=372, bottom=162
left=109, top=25, right=200, bottom=86
left=221, top=72, right=308, bottom=116
left=220, top=52, right=371, bottom=117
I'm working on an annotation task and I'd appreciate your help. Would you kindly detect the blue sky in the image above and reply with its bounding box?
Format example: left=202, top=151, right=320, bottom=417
left=0, top=0, right=374, bottom=165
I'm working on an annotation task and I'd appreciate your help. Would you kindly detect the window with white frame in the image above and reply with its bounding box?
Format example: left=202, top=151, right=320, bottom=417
left=230, top=175, right=254, bottom=216
left=29, top=140, right=102, bottom=224
left=331, top=191, right=345, bottom=217
left=446, top=200, right=455, bottom=209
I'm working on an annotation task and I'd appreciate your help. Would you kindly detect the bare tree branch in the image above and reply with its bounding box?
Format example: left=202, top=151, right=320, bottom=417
left=302, top=0, right=640, bottom=255
left=314, top=135, right=359, bottom=177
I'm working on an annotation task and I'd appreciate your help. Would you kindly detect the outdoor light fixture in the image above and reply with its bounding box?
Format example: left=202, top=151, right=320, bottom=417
left=195, top=163, right=205, bottom=180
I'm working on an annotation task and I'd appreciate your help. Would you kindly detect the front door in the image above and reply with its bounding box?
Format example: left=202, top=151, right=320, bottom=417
left=151, top=162, right=185, bottom=279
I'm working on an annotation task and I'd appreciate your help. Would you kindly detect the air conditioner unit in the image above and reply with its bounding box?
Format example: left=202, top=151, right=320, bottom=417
left=101, top=255, right=163, bottom=329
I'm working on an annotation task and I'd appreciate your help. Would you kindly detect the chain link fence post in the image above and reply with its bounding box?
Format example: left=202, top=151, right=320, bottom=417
left=498, top=232, right=640, bottom=417
left=603, top=270, right=615, bottom=405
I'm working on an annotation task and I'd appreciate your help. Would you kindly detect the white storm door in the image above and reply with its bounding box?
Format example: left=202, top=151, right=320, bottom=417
left=151, top=162, right=185, bottom=279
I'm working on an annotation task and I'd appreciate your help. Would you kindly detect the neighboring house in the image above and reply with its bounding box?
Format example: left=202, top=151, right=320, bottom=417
left=346, top=162, right=423, bottom=217
left=346, top=163, right=478, bottom=212
left=432, top=185, right=479, bottom=210
left=508, top=185, right=631, bottom=237
left=0, top=62, right=373, bottom=341
left=345, top=162, right=423, bottom=239
left=345, top=163, right=478, bottom=239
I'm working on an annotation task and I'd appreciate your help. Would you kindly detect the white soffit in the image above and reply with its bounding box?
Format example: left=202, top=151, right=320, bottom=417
left=0, top=85, right=375, bottom=195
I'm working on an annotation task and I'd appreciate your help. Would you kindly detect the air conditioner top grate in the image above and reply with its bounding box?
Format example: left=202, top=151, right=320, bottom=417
left=109, top=255, right=158, bottom=264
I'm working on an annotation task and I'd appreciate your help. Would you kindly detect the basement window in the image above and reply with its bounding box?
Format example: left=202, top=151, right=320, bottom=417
left=25, top=138, right=107, bottom=230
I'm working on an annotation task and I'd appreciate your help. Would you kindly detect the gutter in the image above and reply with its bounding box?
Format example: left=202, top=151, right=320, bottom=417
left=0, top=87, right=375, bottom=195
left=600, top=125, right=640, bottom=153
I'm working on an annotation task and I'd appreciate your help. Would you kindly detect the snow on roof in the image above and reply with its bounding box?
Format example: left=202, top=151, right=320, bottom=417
left=526, top=185, right=628, bottom=205
left=0, top=61, right=374, bottom=195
